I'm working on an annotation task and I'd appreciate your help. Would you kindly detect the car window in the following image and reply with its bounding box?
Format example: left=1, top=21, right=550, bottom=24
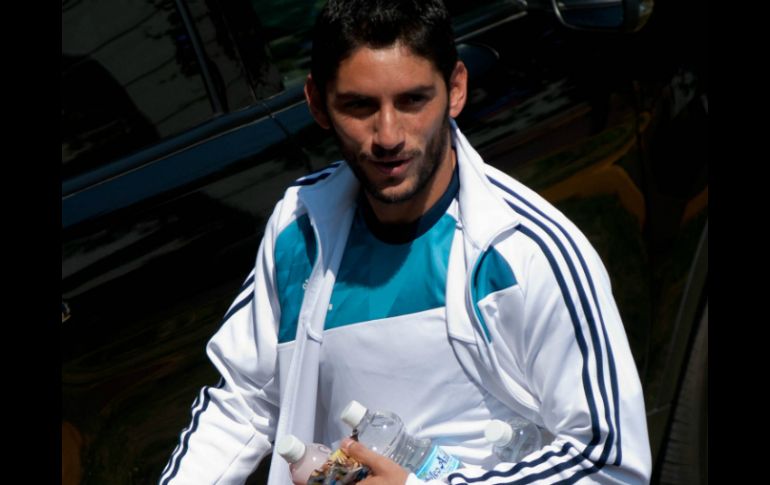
left=245, top=0, right=326, bottom=93
left=198, top=0, right=286, bottom=101
left=61, top=0, right=262, bottom=180
left=62, top=0, right=215, bottom=180
left=241, top=0, right=524, bottom=96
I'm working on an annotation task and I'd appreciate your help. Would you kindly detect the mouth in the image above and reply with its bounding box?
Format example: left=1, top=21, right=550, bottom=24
left=370, top=157, right=411, bottom=176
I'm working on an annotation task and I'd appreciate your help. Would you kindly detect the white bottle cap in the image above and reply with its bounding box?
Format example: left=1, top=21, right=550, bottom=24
left=340, top=400, right=368, bottom=428
left=485, top=420, right=514, bottom=446
left=276, top=434, right=306, bottom=464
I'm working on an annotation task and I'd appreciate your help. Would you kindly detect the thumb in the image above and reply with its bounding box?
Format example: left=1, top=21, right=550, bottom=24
left=340, top=437, right=392, bottom=475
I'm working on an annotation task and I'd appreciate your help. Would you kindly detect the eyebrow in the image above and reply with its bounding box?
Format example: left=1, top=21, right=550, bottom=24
left=334, top=85, right=437, bottom=100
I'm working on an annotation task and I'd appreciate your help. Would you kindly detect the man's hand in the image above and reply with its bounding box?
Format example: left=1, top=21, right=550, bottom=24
left=340, top=437, right=410, bottom=485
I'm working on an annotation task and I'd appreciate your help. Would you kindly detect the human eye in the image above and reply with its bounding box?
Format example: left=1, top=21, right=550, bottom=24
left=338, top=97, right=377, bottom=116
left=411, top=93, right=429, bottom=104
left=398, top=92, right=430, bottom=111
left=344, top=98, right=370, bottom=109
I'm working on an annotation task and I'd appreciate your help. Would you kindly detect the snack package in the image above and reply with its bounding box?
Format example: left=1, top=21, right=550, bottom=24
left=307, top=448, right=370, bottom=485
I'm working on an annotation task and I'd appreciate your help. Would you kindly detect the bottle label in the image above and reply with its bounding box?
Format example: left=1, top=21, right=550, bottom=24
left=415, top=445, right=461, bottom=481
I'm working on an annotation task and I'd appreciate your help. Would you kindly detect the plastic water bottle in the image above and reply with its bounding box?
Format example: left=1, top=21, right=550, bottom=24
left=484, top=418, right=547, bottom=462
left=276, top=434, right=332, bottom=485
left=340, top=400, right=462, bottom=480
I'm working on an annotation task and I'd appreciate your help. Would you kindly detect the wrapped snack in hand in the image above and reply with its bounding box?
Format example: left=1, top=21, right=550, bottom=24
left=307, top=448, right=370, bottom=485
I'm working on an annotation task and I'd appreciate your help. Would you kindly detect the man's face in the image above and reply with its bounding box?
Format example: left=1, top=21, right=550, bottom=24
left=318, top=44, right=459, bottom=204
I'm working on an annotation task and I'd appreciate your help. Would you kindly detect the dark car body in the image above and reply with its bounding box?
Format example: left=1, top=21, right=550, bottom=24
left=61, top=0, right=707, bottom=483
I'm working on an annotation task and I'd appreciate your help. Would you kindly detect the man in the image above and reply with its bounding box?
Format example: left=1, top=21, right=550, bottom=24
left=160, top=1, right=651, bottom=484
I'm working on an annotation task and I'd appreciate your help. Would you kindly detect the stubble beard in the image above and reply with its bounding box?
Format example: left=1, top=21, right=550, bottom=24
left=337, top=114, right=451, bottom=205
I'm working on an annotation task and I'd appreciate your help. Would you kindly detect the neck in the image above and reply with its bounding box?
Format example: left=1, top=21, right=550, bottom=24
left=366, top=147, right=457, bottom=224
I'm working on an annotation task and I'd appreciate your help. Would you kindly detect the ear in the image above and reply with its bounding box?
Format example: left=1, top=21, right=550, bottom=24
left=448, top=61, right=468, bottom=118
left=304, top=74, right=331, bottom=129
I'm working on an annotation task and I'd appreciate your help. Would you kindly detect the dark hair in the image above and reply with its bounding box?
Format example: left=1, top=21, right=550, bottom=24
left=310, top=0, right=458, bottom=96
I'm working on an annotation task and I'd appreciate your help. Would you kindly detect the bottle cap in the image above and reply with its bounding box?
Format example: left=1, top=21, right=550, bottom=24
left=340, top=400, right=368, bottom=428
left=276, top=434, right=306, bottom=464
left=485, top=420, right=514, bottom=446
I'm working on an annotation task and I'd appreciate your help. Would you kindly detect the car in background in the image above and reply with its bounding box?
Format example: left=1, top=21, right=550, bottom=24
left=61, top=0, right=707, bottom=483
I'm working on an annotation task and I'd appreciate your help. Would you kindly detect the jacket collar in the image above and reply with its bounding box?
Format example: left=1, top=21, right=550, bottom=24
left=450, top=119, right=521, bottom=250
left=296, top=163, right=358, bottom=270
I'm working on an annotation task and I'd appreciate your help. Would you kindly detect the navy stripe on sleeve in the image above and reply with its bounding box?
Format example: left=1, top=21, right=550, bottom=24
left=452, top=222, right=604, bottom=484
left=217, top=271, right=256, bottom=325
left=160, top=443, right=180, bottom=477
left=160, top=271, right=256, bottom=482
left=221, top=293, right=255, bottom=325
left=449, top=442, right=603, bottom=485
left=448, top=442, right=574, bottom=484
left=238, top=272, right=255, bottom=295
left=550, top=462, right=603, bottom=485
left=446, top=175, right=621, bottom=484
left=518, top=222, right=606, bottom=449
left=489, top=176, right=622, bottom=465
left=160, top=378, right=225, bottom=484
left=517, top=220, right=613, bottom=456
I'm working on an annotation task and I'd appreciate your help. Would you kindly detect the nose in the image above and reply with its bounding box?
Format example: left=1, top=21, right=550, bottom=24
left=372, top=104, right=404, bottom=154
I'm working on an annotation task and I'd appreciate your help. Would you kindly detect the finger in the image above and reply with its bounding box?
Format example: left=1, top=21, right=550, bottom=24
left=340, top=438, right=390, bottom=475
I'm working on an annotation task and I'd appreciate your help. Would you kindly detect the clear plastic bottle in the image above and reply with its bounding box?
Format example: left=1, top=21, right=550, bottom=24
left=340, top=400, right=462, bottom=481
left=484, top=418, right=547, bottom=462
left=276, top=434, right=332, bottom=485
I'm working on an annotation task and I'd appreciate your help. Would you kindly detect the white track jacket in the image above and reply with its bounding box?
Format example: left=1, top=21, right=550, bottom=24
left=160, top=121, right=651, bottom=485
